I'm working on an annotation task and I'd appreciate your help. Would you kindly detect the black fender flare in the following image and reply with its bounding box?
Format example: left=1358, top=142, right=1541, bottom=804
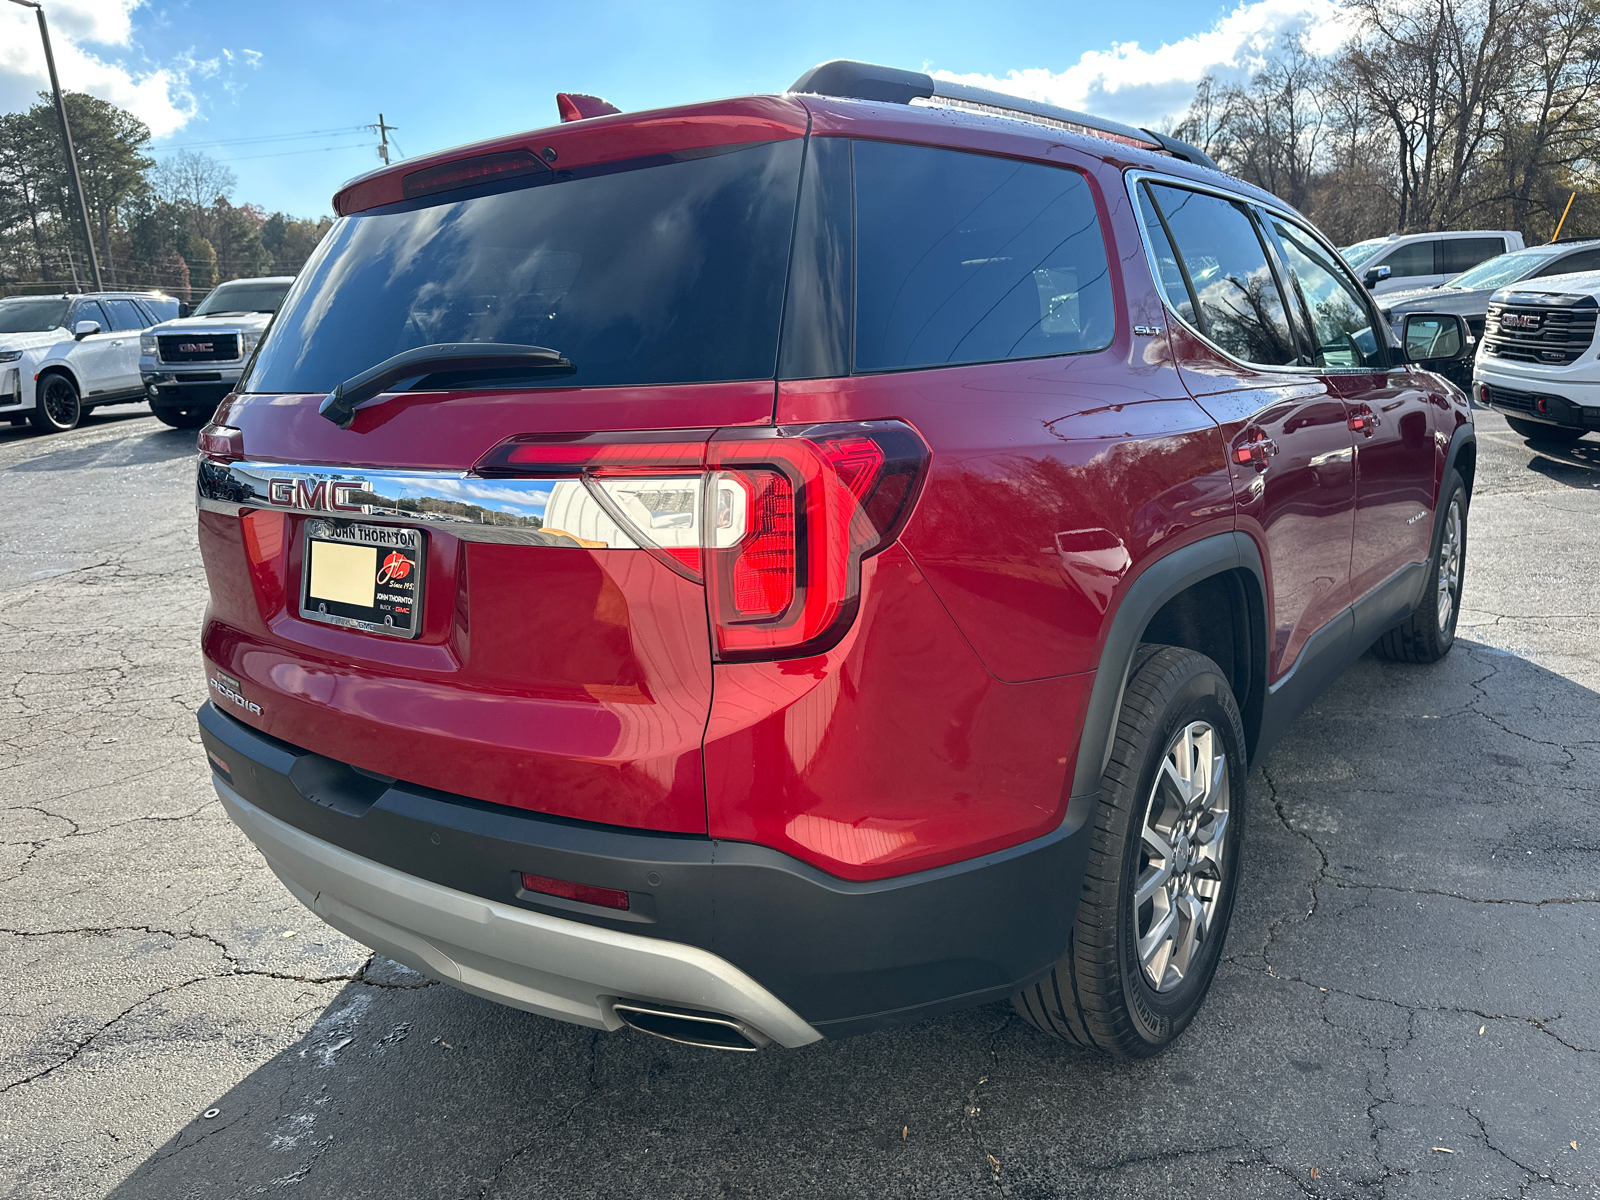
left=1067, top=531, right=1267, bottom=805
left=1435, top=420, right=1476, bottom=548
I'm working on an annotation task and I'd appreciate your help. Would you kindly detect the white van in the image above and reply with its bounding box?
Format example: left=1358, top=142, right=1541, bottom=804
left=1343, top=230, right=1525, bottom=295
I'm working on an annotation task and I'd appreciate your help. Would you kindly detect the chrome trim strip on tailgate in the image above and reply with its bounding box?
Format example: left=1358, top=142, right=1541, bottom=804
left=196, top=458, right=644, bottom=548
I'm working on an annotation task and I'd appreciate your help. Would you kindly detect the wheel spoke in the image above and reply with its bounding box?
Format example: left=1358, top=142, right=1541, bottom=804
left=1194, top=809, right=1229, bottom=870
left=1170, top=893, right=1203, bottom=978
left=1141, top=824, right=1174, bottom=861
left=1139, top=904, right=1178, bottom=973
left=1134, top=861, right=1171, bottom=909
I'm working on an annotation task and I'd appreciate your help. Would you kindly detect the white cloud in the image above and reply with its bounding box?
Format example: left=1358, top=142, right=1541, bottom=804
left=0, top=0, right=257, bottom=137
left=932, top=0, right=1353, bottom=129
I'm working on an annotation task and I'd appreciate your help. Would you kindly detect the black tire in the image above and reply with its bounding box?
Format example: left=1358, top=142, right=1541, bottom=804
left=1013, top=645, right=1246, bottom=1058
left=1503, top=415, right=1585, bottom=445
left=153, top=406, right=211, bottom=429
left=1372, top=470, right=1467, bottom=664
left=30, top=372, right=81, bottom=433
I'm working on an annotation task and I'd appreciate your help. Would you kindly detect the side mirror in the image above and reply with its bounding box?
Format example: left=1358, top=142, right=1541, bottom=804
left=1363, top=264, right=1393, bottom=289
left=1402, top=312, right=1474, bottom=367
left=73, top=320, right=101, bottom=340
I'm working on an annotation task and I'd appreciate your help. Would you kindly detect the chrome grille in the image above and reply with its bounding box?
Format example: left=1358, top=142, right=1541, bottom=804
left=1482, top=302, right=1597, bottom=365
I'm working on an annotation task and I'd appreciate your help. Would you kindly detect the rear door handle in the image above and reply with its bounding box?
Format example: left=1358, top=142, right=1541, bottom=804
left=1232, top=436, right=1279, bottom=472
left=1348, top=407, right=1380, bottom=436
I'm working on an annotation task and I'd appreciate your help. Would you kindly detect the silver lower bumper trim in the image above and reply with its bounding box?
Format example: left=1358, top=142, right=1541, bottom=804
left=214, top=780, right=822, bottom=1047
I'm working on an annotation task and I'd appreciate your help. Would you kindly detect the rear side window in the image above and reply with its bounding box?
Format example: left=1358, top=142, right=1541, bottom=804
left=246, top=141, right=803, bottom=393
left=1441, top=237, right=1504, bottom=275
left=851, top=142, right=1113, bottom=371
left=101, top=299, right=148, bottom=330
left=1138, top=183, right=1299, bottom=367
left=1382, top=240, right=1436, bottom=278
left=1537, top=247, right=1600, bottom=277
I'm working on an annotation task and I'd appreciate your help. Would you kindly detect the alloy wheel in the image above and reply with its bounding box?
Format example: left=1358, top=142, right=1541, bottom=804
left=1436, top=498, right=1462, bottom=631
left=1133, top=720, right=1231, bottom=993
left=41, top=376, right=80, bottom=430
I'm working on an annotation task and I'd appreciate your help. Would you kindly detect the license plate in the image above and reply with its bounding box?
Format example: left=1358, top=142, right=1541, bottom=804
left=300, top=519, right=424, bottom=639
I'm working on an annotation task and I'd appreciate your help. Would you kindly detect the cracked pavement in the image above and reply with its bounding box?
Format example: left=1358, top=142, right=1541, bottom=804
left=0, top=406, right=1596, bottom=1199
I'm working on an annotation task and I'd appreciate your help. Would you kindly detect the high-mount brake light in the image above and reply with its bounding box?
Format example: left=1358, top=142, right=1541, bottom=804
left=472, top=421, right=929, bottom=660
left=400, top=150, right=551, bottom=201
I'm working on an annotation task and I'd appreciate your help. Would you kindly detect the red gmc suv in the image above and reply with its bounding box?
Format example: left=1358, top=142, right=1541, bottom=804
left=194, top=61, right=1477, bottom=1057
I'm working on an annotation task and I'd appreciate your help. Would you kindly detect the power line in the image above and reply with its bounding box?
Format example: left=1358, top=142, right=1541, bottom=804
left=148, top=125, right=370, bottom=152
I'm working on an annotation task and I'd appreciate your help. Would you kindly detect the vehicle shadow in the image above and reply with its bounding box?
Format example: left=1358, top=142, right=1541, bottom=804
left=97, top=637, right=1600, bottom=1199
left=6, top=417, right=198, bottom=471
left=1521, top=435, right=1600, bottom=488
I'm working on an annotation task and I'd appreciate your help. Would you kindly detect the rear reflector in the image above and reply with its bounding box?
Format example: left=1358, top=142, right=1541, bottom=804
left=520, top=872, right=630, bottom=911
left=473, top=420, right=930, bottom=661
left=401, top=150, right=551, bottom=201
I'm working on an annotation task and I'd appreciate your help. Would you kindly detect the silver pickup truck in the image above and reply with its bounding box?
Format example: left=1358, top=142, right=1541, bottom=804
left=140, top=276, right=292, bottom=428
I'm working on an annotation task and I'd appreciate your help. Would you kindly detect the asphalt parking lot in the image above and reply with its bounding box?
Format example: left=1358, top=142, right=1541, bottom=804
left=1, top=403, right=1596, bottom=1200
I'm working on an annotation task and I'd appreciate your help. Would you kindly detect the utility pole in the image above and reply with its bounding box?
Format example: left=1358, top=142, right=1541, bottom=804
left=370, top=113, right=397, bottom=166
left=8, top=0, right=103, bottom=292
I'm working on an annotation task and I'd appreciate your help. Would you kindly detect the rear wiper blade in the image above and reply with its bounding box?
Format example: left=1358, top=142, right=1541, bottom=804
left=319, top=342, right=573, bottom=429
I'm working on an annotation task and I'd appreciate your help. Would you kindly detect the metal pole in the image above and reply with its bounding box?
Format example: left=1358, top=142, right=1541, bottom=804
left=11, top=0, right=103, bottom=291
left=1550, top=191, right=1577, bottom=243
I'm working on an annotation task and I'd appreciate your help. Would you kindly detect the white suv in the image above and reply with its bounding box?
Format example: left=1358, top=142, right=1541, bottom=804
left=0, top=292, right=178, bottom=433
left=1343, top=230, right=1525, bottom=295
left=1473, top=270, right=1600, bottom=445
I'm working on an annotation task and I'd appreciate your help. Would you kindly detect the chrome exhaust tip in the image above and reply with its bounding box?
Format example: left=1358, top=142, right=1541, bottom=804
left=612, top=1001, right=772, bottom=1052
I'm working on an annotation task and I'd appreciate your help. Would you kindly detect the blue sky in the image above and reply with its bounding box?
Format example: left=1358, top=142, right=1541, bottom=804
left=1, top=0, right=1344, bottom=218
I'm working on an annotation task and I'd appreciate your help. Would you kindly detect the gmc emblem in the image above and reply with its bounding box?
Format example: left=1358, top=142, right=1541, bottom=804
left=1500, top=313, right=1541, bottom=330
left=267, top=478, right=369, bottom=512
left=179, top=342, right=214, bottom=353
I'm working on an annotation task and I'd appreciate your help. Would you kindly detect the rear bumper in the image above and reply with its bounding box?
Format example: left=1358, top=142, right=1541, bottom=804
left=216, top=779, right=821, bottom=1046
left=199, top=701, right=1092, bottom=1039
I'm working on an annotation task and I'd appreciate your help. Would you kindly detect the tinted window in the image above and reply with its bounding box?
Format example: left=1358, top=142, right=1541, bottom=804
left=247, top=141, right=803, bottom=393
left=0, top=299, right=68, bottom=333
left=194, top=280, right=291, bottom=316
left=101, top=299, right=147, bottom=330
left=1141, top=183, right=1299, bottom=367
left=73, top=301, right=109, bottom=332
left=852, top=141, right=1113, bottom=371
left=1536, top=247, right=1600, bottom=277
left=142, top=296, right=180, bottom=322
left=1380, top=240, right=1435, bottom=278
left=1264, top=215, right=1387, bottom=369
left=1441, top=237, right=1504, bottom=275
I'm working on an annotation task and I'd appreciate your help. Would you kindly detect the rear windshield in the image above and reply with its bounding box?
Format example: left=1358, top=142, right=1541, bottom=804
left=245, top=141, right=802, bottom=393
left=194, top=280, right=291, bottom=316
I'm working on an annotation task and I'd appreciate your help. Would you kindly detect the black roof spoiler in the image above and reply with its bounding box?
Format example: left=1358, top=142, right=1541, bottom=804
left=787, top=59, right=1220, bottom=173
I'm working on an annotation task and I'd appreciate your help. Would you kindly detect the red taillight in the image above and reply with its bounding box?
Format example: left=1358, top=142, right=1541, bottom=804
left=705, top=422, right=928, bottom=661
left=729, top=470, right=796, bottom=617
left=198, top=424, right=244, bottom=462
left=472, top=420, right=929, bottom=661
left=519, top=872, right=630, bottom=911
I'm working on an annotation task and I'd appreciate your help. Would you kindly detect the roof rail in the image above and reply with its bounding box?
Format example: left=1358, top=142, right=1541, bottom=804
left=787, top=60, right=1220, bottom=172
